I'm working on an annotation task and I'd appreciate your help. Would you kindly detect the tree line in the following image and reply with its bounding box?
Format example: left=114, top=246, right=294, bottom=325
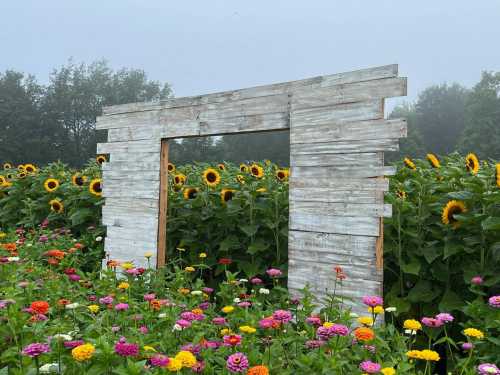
left=1, top=60, right=499, bottom=167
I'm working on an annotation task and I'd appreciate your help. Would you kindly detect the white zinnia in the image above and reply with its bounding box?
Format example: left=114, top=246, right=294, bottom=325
left=258, top=288, right=270, bottom=295
left=65, top=303, right=80, bottom=310
left=191, top=290, right=202, bottom=296
left=172, top=324, right=182, bottom=331
left=53, top=334, right=72, bottom=341
left=385, top=307, right=397, bottom=313
left=39, top=363, right=59, bottom=373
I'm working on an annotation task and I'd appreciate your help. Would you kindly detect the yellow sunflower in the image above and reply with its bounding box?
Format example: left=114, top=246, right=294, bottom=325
left=24, top=164, right=37, bottom=174
left=0, top=176, right=6, bottom=186
left=496, top=163, right=500, bottom=188
left=404, top=157, right=417, bottom=170
left=17, top=172, right=27, bottom=179
left=89, top=178, right=103, bottom=197
left=44, top=178, right=60, bottom=193
left=220, top=188, right=235, bottom=203
left=202, top=168, right=221, bottom=187
left=3, top=163, right=12, bottom=170
left=167, top=163, right=175, bottom=173
left=17, top=165, right=25, bottom=172
left=71, top=174, right=87, bottom=187
left=426, top=153, right=441, bottom=168
left=49, top=199, right=64, bottom=213
left=236, top=175, right=246, bottom=184
left=96, top=155, right=107, bottom=165
left=183, top=187, right=198, bottom=200
left=239, top=164, right=249, bottom=173
left=174, top=174, right=186, bottom=186
left=442, top=200, right=466, bottom=228
left=6, top=173, right=14, bottom=180
left=465, top=153, right=479, bottom=175
left=218, top=163, right=226, bottom=171
left=276, top=169, right=288, bottom=181
left=396, top=190, right=407, bottom=199
left=250, top=163, right=264, bottom=178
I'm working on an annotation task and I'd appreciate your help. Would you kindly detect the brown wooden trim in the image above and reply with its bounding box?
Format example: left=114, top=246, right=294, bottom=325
left=157, top=139, right=169, bottom=267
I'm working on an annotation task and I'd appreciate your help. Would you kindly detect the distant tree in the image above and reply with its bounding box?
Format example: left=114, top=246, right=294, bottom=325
left=459, top=71, right=500, bottom=158
left=42, top=60, right=172, bottom=166
left=386, top=102, right=425, bottom=162
left=0, top=71, right=57, bottom=164
left=414, top=83, right=469, bottom=155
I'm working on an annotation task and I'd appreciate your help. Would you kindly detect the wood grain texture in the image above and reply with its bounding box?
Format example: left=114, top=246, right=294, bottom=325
left=157, top=140, right=169, bottom=267
left=290, top=188, right=384, bottom=204
left=102, top=65, right=398, bottom=116
left=290, top=201, right=392, bottom=218
left=290, top=152, right=383, bottom=168
left=290, top=212, right=380, bottom=236
left=290, top=139, right=399, bottom=157
left=290, top=165, right=396, bottom=179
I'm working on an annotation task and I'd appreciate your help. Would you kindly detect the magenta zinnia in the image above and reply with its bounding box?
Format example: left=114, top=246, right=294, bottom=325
left=362, top=295, right=383, bottom=307
left=22, top=343, right=50, bottom=357
left=226, top=352, right=249, bottom=373
left=114, top=339, right=139, bottom=357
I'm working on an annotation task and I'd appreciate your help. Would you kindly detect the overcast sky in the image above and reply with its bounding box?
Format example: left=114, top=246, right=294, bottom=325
left=1, top=0, right=499, bottom=110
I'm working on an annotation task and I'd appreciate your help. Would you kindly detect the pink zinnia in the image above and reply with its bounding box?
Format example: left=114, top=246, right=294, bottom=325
left=359, top=360, right=381, bottom=373
left=330, top=324, right=349, bottom=336
left=306, top=316, right=322, bottom=326
left=362, top=295, right=383, bottom=307
left=176, top=319, right=192, bottom=328
left=192, top=361, right=206, bottom=373
left=421, top=317, right=444, bottom=328
left=305, top=340, right=325, bottom=349
left=114, top=340, right=139, bottom=357
left=64, top=340, right=84, bottom=349
left=139, top=326, right=148, bottom=334
left=250, top=277, right=263, bottom=285
left=266, top=268, right=282, bottom=278
left=238, top=301, right=252, bottom=308
left=180, top=311, right=197, bottom=321
left=212, top=317, right=227, bottom=325
left=99, top=296, right=113, bottom=305
left=259, top=317, right=277, bottom=329
left=22, top=343, right=50, bottom=357
left=226, top=352, right=249, bottom=373
left=471, top=276, right=484, bottom=285
left=272, top=309, right=293, bottom=323
left=143, top=293, right=156, bottom=301
left=488, top=296, right=500, bottom=308
left=115, top=303, right=129, bottom=311
left=68, top=274, right=80, bottom=281
left=435, top=313, right=454, bottom=323
left=150, top=354, right=170, bottom=367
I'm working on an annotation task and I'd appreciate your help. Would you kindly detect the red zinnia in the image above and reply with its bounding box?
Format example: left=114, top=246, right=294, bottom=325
left=218, top=258, right=232, bottom=265
left=30, top=301, right=49, bottom=315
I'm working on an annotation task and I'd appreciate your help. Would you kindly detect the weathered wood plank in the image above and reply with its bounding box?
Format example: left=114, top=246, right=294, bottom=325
left=108, top=152, right=161, bottom=164
left=102, top=161, right=160, bottom=172
left=291, top=139, right=399, bottom=158
left=290, top=165, right=396, bottom=179
left=290, top=118, right=406, bottom=144
left=97, top=139, right=160, bottom=154
left=288, top=230, right=377, bottom=257
left=290, top=152, right=383, bottom=168
left=157, top=140, right=169, bottom=268
left=290, top=201, right=392, bottom=218
left=106, top=225, right=158, bottom=243
left=102, top=65, right=398, bottom=115
left=96, top=109, right=161, bottom=130
left=290, top=212, right=380, bottom=236
left=289, top=177, right=389, bottom=190
left=102, top=169, right=160, bottom=181
left=292, top=77, right=407, bottom=110
left=291, top=100, right=383, bottom=127
left=199, top=112, right=289, bottom=136
left=289, top=188, right=383, bottom=204
left=104, top=197, right=159, bottom=210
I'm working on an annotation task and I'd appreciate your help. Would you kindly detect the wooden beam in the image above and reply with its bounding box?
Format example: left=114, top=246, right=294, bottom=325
left=157, top=140, right=169, bottom=268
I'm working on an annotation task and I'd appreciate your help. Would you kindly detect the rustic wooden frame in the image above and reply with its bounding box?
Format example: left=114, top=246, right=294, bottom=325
left=96, top=64, right=407, bottom=313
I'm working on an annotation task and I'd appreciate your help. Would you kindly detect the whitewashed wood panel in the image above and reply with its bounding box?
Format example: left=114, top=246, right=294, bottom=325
left=291, top=100, right=383, bottom=128
left=290, top=139, right=399, bottom=158
left=102, top=161, right=161, bottom=172
left=290, top=201, right=392, bottom=218
left=290, top=118, right=406, bottom=144
left=102, top=169, right=160, bottom=181
left=97, top=139, right=160, bottom=154
left=290, top=212, right=380, bottom=236
left=108, top=152, right=161, bottom=163
left=106, top=225, right=159, bottom=243
left=290, top=152, right=383, bottom=168
left=291, top=165, right=396, bottom=179
left=102, top=65, right=398, bottom=115
left=290, top=188, right=383, bottom=204
left=198, top=113, right=289, bottom=136
left=96, top=109, right=161, bottom=130
left=289, top=177, right=389, bottom=191
left=292, top=77, right=406, bottom=110
left=104, top=197, right=159, bottom=210
left=288, top=230, right=377, bottom=257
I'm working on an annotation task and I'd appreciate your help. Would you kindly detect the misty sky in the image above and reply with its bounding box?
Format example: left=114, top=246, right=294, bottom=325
left=1, top=0, right=499, bottom=110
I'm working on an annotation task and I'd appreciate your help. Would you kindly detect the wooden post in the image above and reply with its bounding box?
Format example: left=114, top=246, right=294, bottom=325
left=157, top=139, right=169, bottom=268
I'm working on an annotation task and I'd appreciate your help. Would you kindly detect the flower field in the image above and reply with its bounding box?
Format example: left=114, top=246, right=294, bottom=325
left=0, top=154, right=500, bottom=373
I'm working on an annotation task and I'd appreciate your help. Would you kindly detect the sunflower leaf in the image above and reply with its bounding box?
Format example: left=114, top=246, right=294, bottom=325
left=481, top=217, right=500, bottom=231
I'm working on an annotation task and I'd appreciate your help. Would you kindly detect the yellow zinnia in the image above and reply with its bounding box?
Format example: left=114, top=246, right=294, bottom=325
left=167, top=357, right=183, bottom=372
left=358, top=316, right=374, bottom=327
left=222, top=306, right=234, bottom=313
left=118, top=282, right=129, bottom=290
left=72, top=343, right=95, bottom=361
left=175, top=350, right=197, bottom=368
left=403, top=319, right=422, bottom=331
left=381, top=368, right=396, bottom=375
left=463, top=328, right=484, bottom=339
left=88, top=305, right=99, bottom=313
left=239, top=325, right=257, bottom=334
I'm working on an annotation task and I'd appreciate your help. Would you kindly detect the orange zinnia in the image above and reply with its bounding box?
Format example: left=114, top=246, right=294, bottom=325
left=150, top=299, right=162, bottom=310
left=44, top=249, right=66, bottom=260
left=248, top=365, right=269, bottom=375
left=3, top=243, right=17, bottom=252
left=354, top=327, right=375, bottom=342
left=30, top=301, right=50, bottom=315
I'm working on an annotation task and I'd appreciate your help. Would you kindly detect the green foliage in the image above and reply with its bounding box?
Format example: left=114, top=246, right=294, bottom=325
left=166, top=161, right=289, bottom=283
left=385, top=154, right=500, bottom=317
